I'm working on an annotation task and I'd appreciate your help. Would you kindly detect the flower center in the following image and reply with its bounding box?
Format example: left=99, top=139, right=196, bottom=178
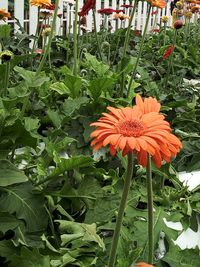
left=117, top=120, right=146, bottom=137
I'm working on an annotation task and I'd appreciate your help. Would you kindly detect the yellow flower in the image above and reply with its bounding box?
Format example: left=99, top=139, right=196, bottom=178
left=185, top=11, right=193, bottom=18
left=42, top=27, right=51, bottom=36
left=176, top=1, right=183, bottom=8
left=0, top=9, right=10, bottom=21
left=113, top=13, right=130, bottom=20
left=162, top=15, right=169, bottom=23
left=30, top=0, right=51, bottom=8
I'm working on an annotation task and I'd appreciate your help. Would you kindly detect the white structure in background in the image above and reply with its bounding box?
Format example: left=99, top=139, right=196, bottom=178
left=0, top=0, right=177, bottom=36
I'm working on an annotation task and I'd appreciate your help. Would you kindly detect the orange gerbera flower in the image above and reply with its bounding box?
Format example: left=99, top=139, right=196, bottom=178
left=90, top=96, right=182, bottom=168
left=30, top=0, right=51, bottom=8
left=0, top=9, right=10, bottom=21
left=136, top=262, right=154, bottom=267
left=148, top=0, right=167, bottom=8
left=135, top=95, right=182, bottom=167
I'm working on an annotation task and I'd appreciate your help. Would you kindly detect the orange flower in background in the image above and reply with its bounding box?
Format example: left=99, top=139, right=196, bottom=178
left=148, top=0, right=167, bottom=8
left=30, top=0, right=51, bottom=8
left=0, top=8, right=10, bottom=21
left=90, top=95, right=182, bottom=168
left=136, top=262, right=154, bottom=267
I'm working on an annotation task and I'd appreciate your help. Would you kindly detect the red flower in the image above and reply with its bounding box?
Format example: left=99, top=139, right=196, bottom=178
left=152, top=28, right=160, bottom=32
left=174, top=20, right=184, bottom=29
left=79, top=0, right=96, bottom=16
left=98, top=8, right=116, bottom=15
left=115, top=9, right=124, bottom=13
left=120, top=4, right=133, bottom=8
left=45, top=3, right=55, bottom=10
left=163, top=45, right=175, bottom=59
left=80, top=16, right=87, bottom=25
left=151, top=10, right=158, bottom=15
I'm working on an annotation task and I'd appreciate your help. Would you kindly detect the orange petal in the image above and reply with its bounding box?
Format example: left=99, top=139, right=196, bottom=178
left=137, top=150, right=148, bottom=167
left=107, top=106, right=125, bottom=119
left=127, top=137, right=136, bottom=150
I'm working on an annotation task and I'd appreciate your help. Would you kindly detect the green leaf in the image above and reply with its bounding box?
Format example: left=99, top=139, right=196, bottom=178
left=88, top=77, right=115, bottom=99
left=64, top=74, right=82, bottom=98
left=62, top=97, right=89, bottom=117
left=9, top=247, right=51, bottom=267
left=56, top=220, right=105, bottom=250
left=14, top=66, right=49, bottom=88
left=47, top=109, right=62, bottom=128
left=162, top=245, right=200, bottom=267
left=48, top=156, right=94, bottom=179
left=24, top=117, right=40, bottom=138
left=50, top=82, right=70, bottom=95
left=0, top=183, right=48, bottom=232
left=0, top=212, right=21, bottom=234
left=84, top=53, right=110, bottom=77
left=0, top=24, right=11, bottom=39
left=0, top=240, right=19, bottom=259
left=0, top=159, right=28, bottom=186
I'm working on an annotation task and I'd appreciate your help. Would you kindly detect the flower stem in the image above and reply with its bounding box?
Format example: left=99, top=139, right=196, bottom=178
left=36, top=0, right=59, bottom=75
left=119, top=0, right=138, bottom=96
left=163, top=23, right=166, bottom=46
left=108, top=152, right=134, bottom=267
left=127, top=4, right=152, bottom=98
left=3, top=61, right=10, bottom=97
left=164, top=29, right=177, bottom=89
left=92, top=9, right=103, bottom=61
left=73, top=0, right=79, bottom=76
left=146, top=154, right=154, bottom=264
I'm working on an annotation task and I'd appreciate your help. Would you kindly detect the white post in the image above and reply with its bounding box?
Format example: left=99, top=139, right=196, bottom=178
left=136, top=1, right=142, bottom=31
left=29, top=5, right=38, bottom=47
left=0, top=0, right=8, bottom=9
left=96, top=0, right=102, bottom=31
left=14, top=0, right=25, bottom=32
left=56, top=0, right=63, bottom=35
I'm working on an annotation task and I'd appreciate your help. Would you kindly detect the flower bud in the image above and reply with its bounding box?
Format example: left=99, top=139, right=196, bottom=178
left=162, top=15, right=169, bottom=23
left=174, top=20, right=183, bottom=29
left=0, top=50, right=13, bottom=61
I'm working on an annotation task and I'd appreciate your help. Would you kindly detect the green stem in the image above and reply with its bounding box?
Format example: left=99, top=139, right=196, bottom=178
left=3, top=61, right=10, bottom=97
left=108, top=152, right=134, bottom=267
left=73, top=0, right=79, bottom=76
left=121, top=0, right=138, bottom=60
left=36, top=0, right=59, bottom=75
left=127, top=4, right=152, bottom=98
left=163, top=24, right=166, bottom=46
left=164, top=29, right=177, bottom=89
left=119, top=0, right=138, bottom=97
left=92, top=9, right=103, bottom=61
left=147, top=154, right=154, bottom=264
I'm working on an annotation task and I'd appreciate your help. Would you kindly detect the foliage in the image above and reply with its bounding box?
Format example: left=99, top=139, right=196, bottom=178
left=0, top=12, right=200, bottom=267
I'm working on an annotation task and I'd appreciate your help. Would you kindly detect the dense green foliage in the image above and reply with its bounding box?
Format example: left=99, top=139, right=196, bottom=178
left=0, top=19, right=200, bottom=266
